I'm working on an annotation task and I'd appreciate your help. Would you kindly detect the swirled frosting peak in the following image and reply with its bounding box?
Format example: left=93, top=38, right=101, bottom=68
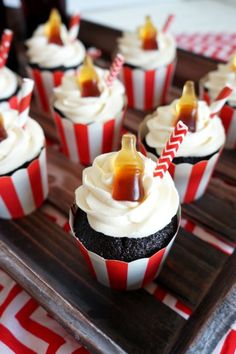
left=145, top=99, right=225, bottom=157
left=26, top=23, right=85, bottom=69
left=75, top=152, right=179, bottom=238
left=54, top=67, right=125, bottom=124
left=0, top=109, right=45, bottom=175
left=117, top=29, right=176, bottom=70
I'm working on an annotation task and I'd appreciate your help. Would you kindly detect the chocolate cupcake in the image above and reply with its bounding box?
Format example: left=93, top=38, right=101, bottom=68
left=70, top=134, right=180, bottom=290
left=139, top=81, right=225, bottom=203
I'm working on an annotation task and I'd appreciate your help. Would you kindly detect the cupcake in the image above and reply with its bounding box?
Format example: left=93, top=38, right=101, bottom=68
left=69, top=134, right=180, bottom=290
left=0, top=29, right=20, bottom=110
left=0, top=107, right=48, bottom=219
left=26, top=9, right=85, bottom=116
left=200, top=54, right=236, bottom=149
left=139, top=81, right=225, bottom=203
left=117, top=15, right=176, bottom=110
left=53, top=56, right=126, bottom=165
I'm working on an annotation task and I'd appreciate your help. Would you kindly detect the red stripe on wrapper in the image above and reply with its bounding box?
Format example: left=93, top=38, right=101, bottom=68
left=28, top=158, right=44, bottom=208
left=161, top=62, right=174, bottom=105
left=142, top=248, right=165, bottom=287
left=76, top=240, right=97, bottom=279
left=0, top=177, right=24, bottom=218
left=168, top=162, right=175, bottom=179
left=74, top=124, right=90, bottom=165
left=102, top=119, right=115, bottom=153
left=145, top=70, right=155, bottom=110
left=31, top=69, right=50, bottom=113
left=203, top=90, right=211, bottom=106
left=123, top=66, right=134, bottom=108
left=220, top=104, right=234, bottom=134
left=183, top=161, right=207, bottom=203
left=53, top=112, right=70, bottom=157
left=9, top=94, right=18, bottom=109
left=106, top=260, right=128, bottom=290
left=53, top=71, right=64, bottom=87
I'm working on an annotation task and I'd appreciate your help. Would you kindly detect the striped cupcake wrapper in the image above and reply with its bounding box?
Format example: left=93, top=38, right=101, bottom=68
left=69, top=206, right=180, bottom=291
left=53, top=103, right=126, bottom=165
left=0, top=148, right=48, bottom=219
left=119, top=59, right=176, bottom=110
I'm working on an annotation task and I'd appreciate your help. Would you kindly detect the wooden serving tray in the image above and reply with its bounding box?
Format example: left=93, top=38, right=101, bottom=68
left=0, top=20, right=236, bottom=354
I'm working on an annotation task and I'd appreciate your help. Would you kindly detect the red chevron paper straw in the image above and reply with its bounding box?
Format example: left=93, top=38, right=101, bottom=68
left=18, top=78, right=34, bottom=127
left=0, top=29, right=13, bottom=69
left=153, top=121, right=188, bottom=178
left=209, top=85, right=233, bottom=118
left=106, top=54, right=124, bottom=87
left=69, top=14, right=80, bottom=41
left=162, top=14, right=175, bottom=33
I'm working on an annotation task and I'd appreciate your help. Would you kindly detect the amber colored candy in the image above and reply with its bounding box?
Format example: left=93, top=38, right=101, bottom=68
left=45, top=9, right=63, bottom=46
left=175, top=81, right=198, bottom=132
left=112, top=134, right=145, bottom=202
left=0, top=115, right=7, bottom=142
left=231, top=54, right=236, bottom=72
left=139, top=15, right=158, bottom=50
left=77, top=56, right=100, bottom=97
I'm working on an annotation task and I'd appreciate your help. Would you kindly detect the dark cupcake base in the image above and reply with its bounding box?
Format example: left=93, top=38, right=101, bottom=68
left=73, top=208, right=178, bottom=262
left=142, top=138, right=217, bottom=165
left=28, top=62, right=80, bottom=73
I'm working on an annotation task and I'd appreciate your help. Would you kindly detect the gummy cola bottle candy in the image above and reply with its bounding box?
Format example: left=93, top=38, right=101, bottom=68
left=175, top=81, right=198, bottom=132
left=77, top=56, right=100, bottom=97
left=45, top=9, right=63, bottom=46
left=139, top=16, right=158, bottom=50
left=112, top=134, right=145, bottom=202
left=0, top=115, right=7, bottom=142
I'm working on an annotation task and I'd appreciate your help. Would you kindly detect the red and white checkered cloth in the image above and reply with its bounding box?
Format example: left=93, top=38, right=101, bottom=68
left=175, top=33, right=236, bottom=62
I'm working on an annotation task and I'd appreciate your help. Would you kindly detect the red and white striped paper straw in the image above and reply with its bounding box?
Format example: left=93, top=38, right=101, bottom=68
left=0, top=29, right=13, bottom=69
left=69, top=14, right=80, bottom=41
left=153, top=121, right=188, bottom=178
left=106, top=54, right=124, bottom=87
left=18, top=78, right=34, bottom=127
left=162, top=14, right=175, bottom=33
left=209, top=85, right=233, bottom=118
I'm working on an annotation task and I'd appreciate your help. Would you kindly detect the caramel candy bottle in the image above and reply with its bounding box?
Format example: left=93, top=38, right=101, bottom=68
left=176, top=81, right=198, bottom=132
left=139, top=15, right=158, bottom=50
left=77, top=56, right=100, bottom=97
left=112, top=134, right=145, bottom=202
left=45, top=8, right=63, bottom=45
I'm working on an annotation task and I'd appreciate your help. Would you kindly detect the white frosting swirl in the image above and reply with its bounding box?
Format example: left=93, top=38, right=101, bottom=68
left=145, top=100, right=225, bottom=157
left=75, top=152, right=179, bottom=238
left=204, top=58, right=236, bottom=106
left=54, top=67, right=125, bottom=124
left=0, top=67, right=18, bottom=100
left=26, top=24, right=85, bottom=69
left=118, top=31, right=176, bottom=70
left=0, top=110, right=45, bottom=175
